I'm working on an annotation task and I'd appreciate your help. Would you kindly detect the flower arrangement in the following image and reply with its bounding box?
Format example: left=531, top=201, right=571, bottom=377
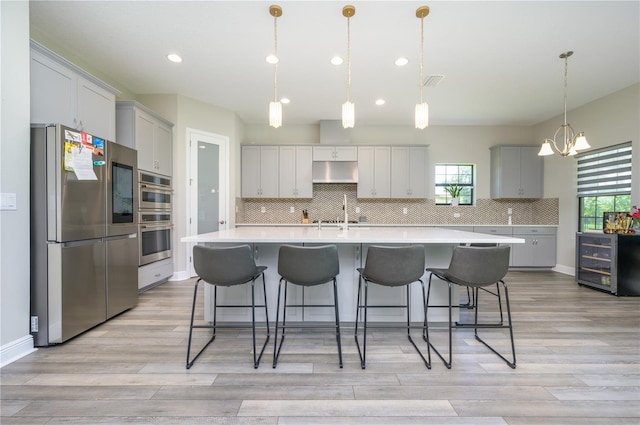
left=631, top=205, right=640, bottom=228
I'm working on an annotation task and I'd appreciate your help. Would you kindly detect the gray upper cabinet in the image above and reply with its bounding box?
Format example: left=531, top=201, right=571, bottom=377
left=242, top=146, right=279, bottom=198
left=116, top=101, right=174, bottom=177
left=391, top=146, right=427, bottom=199
left=312, top=146, right=358, bottom=161
left=279, top=146, right=313, bottom=198
left=490, top=145, right=543, bottom=199
left=357, top=146, right=390, bottom=198
left=30, top=41, right=118, bottom=140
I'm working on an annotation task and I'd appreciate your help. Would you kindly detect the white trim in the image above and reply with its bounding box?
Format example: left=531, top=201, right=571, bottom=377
left=553, top=264, right=575, bottom=276
left=169, top=270, right=190, bottom=281
left=0, top=335, right=36, bottom=368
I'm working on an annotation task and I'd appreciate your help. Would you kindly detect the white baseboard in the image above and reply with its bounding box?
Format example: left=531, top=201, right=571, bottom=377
left=169, top=270, right=190, bottom=281
left=553, top=264, right=575, bottom=276
left=1, top=335, right=36, bottom=368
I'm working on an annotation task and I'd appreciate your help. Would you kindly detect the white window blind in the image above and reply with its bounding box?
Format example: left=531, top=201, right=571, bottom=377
left=576, top=141, right=632, bottom=197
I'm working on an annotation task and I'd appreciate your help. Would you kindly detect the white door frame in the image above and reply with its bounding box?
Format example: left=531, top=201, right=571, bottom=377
left=185, top=128, right=229, bottom=278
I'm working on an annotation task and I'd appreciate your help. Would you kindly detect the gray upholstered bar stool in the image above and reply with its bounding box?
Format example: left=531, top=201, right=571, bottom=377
left=355, top=245, right=430, bottom=369
left=425, top=245, right=516, bottom=369
left=186, top=244, right=270, bottom=369
left=273, top=244, right=342, bottom=368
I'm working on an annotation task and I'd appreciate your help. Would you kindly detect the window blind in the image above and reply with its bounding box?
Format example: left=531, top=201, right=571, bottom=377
left=576, top=141, right=632, bottom=197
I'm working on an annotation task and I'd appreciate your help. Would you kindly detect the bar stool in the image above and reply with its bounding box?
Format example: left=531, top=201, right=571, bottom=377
left=273, top=244, right=342, bottom=368
left=355, top=245, right=430, bottom=369
left=186, top=244, right=270, bottom=369
left=425, top=245, right=515, bottom=369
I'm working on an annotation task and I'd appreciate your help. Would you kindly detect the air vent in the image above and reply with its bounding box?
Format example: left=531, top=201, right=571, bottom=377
left=423, top=74, right=445, bottom=87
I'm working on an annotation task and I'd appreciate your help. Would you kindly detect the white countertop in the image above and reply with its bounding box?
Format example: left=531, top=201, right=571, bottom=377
left=182, top=226, right=525, bottom=244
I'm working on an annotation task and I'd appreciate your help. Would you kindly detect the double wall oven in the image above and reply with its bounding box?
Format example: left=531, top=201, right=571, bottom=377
left=138, top=171, right=173, bottom=266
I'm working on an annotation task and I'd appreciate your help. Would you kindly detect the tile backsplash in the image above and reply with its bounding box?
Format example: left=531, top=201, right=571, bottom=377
left=237, top=184, right=558, bottom=226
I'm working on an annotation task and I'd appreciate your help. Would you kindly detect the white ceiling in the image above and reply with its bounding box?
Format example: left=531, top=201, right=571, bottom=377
left=29, top=1, right=640, bottom=127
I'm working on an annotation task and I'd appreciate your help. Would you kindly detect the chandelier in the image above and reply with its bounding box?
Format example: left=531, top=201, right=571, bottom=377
left=341, top=5, right=355, bottom=129
left=538, top=51, right=590, bottom=156
left=415, top=6, right=430, bottom=130
left=268, top=5, right=283, bottom=128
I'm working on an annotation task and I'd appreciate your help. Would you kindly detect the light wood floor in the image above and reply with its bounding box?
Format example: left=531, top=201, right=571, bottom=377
left=2, top=271, right=639, bottom=424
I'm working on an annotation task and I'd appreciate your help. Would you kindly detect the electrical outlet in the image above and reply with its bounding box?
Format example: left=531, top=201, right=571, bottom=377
left=355, top=206, right=360, bottom=214
left=290, top=206, right=295, bottom=213
left=260, top=206, right=266, bottom=213
left=403, top=207, right=408, bottom=215
left=508, top=208, right=513, bottom=214
left=31, top=316, right=38, bottom=332
left=454, top=212, right=461, bottom=218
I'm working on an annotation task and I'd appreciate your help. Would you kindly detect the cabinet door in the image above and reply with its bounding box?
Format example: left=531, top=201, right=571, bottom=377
left=259, top=146, right=279, bottom=198
left=391, top=146, right=427, bottom=198
left=278, top=146, right=297, bottom=198
left=312, top=146, right=336, bottom=161
left=519, top=147, right=543, bottom=198
left=498, top=147, right=522, bottom=198
left=357, top=147, right=390, bottom=198
left=531, top=235, right=556, bottom=267
left=241, top=146, right=261, bottom=197
left=295, top=146, right=313, bottom=198
left=154, top=122, right=173, bottom=176
left=334, top=146, right=358, bottom=161
left=135, top=111, right=155, bottom=173
left=77, top=77, right=116, bottom=140
left=30, top=49, right=76, bottom=128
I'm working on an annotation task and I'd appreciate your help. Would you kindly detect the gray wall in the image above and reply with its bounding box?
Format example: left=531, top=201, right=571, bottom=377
left=533, top=83, right=640, bottom=272
left=1, top=1, right=34, bottom=365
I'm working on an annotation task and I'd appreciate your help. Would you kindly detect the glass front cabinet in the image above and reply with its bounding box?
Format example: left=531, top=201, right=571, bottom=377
left=576, top=232, right=640, bottom=296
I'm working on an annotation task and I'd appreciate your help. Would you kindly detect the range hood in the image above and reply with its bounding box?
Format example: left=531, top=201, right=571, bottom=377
left=313, top=120, right=357, bottom=183
left=312, top=161, right=358, bottom=183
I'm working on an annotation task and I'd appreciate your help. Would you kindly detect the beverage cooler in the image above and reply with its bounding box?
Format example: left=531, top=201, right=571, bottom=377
left=575, top=232, right=640, bottom=296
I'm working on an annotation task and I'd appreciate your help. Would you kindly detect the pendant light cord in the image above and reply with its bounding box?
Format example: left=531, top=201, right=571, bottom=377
left=346, top=16, right=351, bottom=102
left=273, top=13, right=279, bottom=102
left=419, top=14, right=424, bottom=104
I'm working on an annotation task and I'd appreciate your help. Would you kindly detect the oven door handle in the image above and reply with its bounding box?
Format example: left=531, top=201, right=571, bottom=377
left=140, top=184, right=174, bottom=193
left=140, top=224, right=174, bottom=230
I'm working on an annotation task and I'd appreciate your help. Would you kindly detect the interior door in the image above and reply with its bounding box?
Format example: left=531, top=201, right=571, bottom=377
left=186, top=129, right=228, bottom=277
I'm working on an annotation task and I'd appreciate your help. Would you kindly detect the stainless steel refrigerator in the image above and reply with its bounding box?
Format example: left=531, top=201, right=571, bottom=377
left=30, top=124, right=138, bottom=346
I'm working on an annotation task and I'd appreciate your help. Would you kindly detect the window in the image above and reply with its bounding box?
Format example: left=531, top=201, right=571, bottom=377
left=577, top=142, right=632, bottom=231
left=435, top=164, right=474, bottom=205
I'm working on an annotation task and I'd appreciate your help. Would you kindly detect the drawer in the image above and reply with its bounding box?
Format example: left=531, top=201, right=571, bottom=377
left=513, top=226, right=557, bottom=236
left=473, top=226, right=513, bottom=235
left=139, top=258, right=173, bottom=290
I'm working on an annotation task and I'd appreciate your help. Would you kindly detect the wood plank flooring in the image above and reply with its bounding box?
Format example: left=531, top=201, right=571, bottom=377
left=2, top=271, right=639, bottom=424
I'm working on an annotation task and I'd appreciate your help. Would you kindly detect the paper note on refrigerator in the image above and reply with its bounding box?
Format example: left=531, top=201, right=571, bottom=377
left=67, top=143, right=97, bottom=180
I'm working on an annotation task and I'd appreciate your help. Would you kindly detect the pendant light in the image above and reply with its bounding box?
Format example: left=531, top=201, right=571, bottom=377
left=538, top=51, right=590, bottom=156
left=415, top=6, right=429, bottom=129
left=268, top=5, right=283, bottom=128
left=341, top=5, right=355, bottom=129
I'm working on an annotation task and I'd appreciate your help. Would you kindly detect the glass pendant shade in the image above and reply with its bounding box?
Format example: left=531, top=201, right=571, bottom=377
left=538, top=141, right=554, bottom=156
left=342, top=101, right=354, bottom=129
left=269, top=101, right=282, bottom=128
left=415, top=102, right=429, bottom=129
left=573, top=133, right=591, bottom=151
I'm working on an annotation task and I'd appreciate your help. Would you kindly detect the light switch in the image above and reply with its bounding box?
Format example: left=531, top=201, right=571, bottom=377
left=508, top=207, right=513, bottom=214
left=261, top=206, right=266, bottom=213
left=0, top=193, right=17, bottom=210
left=403, top=207, right=408, bottom=215
left=290, top=206, right=295, bottom=213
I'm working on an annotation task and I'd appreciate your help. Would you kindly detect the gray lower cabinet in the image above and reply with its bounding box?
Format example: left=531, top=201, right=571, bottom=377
left=472, top=226, right=557, bottom=268
left=511, top=227, right=557, bottom=267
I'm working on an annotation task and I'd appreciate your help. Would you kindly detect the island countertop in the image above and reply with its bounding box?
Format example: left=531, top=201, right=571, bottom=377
left=181, top=226, right=525, bottom=244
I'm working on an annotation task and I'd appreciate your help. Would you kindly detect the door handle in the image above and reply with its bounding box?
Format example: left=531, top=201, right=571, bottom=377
left=219, top=220, right=226, bottom=225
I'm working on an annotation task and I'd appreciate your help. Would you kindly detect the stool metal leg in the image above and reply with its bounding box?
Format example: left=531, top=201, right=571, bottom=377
left=332, top=278, right=343, bottom=368
left=186, top=279, right=217, bottom=369
left=473, top=282, right=516, bottom=368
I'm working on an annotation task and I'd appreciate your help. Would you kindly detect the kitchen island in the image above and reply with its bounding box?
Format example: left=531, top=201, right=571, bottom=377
left=182, top=226, right=524, bottom=324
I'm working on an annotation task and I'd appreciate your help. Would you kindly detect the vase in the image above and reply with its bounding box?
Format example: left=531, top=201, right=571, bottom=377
left=451, top=197, right=459, bottom=206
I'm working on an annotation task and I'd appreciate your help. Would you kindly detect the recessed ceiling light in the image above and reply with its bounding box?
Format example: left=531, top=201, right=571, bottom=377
left=281, top=98, right=290, bottom=104
left=167, top=53, right=182, bottom=63
left=331, top=56, right=344, bottom=65
left=395, top=57, right=409, bottom=66
left=375, top=99, right=386, bottom=106
left=265, top=55, right=279, bottom=64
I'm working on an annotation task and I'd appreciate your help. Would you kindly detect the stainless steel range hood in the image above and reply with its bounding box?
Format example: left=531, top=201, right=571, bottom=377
left=312, top=161, right=358, bottom=183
